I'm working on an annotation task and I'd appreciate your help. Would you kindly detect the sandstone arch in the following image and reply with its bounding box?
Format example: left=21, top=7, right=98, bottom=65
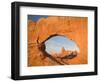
left=28, top=16, right=88, bottom=66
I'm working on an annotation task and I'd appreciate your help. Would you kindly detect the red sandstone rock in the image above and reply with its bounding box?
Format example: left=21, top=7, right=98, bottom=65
left=28, top=16, right=88, bottom=66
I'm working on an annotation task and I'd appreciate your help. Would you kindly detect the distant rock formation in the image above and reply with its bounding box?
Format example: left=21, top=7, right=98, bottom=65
left=28, top=16, right=88, bottom=66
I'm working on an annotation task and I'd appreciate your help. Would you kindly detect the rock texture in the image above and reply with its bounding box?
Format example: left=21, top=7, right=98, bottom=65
left=28, top=16, right=88, bottom=66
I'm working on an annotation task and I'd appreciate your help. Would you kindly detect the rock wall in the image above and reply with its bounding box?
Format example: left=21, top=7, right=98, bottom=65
left=28, top=16, right=88, bottom=66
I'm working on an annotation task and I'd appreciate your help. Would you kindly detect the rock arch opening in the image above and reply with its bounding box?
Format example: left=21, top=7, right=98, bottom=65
left=37, top=34, right=80, bottom=65
left=44, top=35, right=80, bottom=56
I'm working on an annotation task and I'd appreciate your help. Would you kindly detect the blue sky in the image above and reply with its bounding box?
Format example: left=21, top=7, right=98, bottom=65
left=45, top=36, right=80, bottom=55
left=28, top=15, right=48, bottom=22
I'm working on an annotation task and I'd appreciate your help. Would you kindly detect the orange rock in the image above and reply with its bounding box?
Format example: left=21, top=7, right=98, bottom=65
left=28, top=16, right=88, bottom=66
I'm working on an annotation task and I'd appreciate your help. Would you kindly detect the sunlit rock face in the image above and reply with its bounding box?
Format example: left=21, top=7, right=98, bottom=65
left=45, top=36, right=80, bottom=55
left=28, top=16, right=88, bottom=66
